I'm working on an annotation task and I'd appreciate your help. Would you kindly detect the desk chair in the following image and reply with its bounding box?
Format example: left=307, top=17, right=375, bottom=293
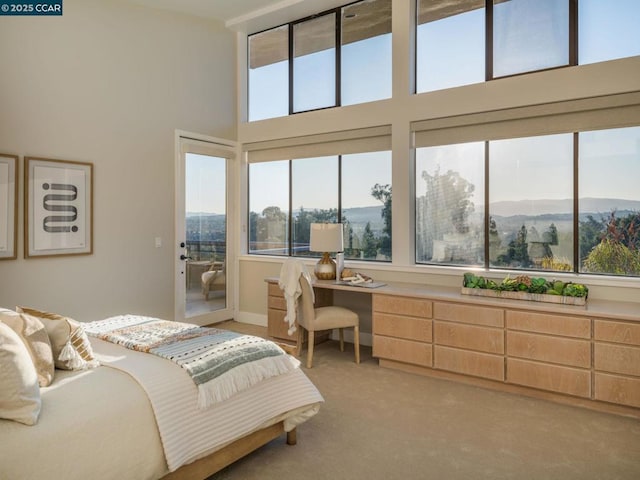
left=296, top=274, right=360, bottom=368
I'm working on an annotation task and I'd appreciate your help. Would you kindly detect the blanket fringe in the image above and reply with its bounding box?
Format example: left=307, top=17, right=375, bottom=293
left=198, top=355, right=301, bottom=408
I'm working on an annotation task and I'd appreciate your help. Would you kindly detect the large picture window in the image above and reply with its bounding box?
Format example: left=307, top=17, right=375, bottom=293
left=249, top=150, right=392, bottom=261
left=416, top=127, right=640, bottom=278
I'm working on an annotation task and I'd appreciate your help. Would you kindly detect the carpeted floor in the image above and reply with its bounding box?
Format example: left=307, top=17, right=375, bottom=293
left=210, top=321, right=640, bottom=480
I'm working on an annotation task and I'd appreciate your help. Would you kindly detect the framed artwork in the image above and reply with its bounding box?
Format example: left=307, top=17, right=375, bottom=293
left=0, top=154, right=18, bottom=260
left=25, top=157, right=93, bottom=258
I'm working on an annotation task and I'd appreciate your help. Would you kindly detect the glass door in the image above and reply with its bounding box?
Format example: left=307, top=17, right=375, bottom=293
left=176, top=135, right=235, bottom=326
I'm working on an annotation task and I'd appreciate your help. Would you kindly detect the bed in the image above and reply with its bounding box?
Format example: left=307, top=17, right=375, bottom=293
left=0, top=309, right=323, bottom=480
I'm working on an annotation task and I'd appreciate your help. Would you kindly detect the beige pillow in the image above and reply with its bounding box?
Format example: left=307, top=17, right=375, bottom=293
left=0, top=308, right=55, bottom=387
left=16, top=307, right=99, bottom=371
left=0, top=321, right=41, bottom=425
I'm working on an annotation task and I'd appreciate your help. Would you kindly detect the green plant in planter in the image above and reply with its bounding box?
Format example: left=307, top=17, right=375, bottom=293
left=462, top=272, right=588, bottom=298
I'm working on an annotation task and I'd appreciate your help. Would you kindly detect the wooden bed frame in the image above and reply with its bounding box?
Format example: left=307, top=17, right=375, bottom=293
left=162, top=423, right=297, bottom=479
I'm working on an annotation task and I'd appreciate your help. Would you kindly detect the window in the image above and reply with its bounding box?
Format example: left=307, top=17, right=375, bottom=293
left=248, top=150, right=392, bottom=261
left=416, top=0, right=639, bottom=92
left=489, top=134, right=574, bottom=271
left=248, top=161, right=289, bottom=255
left=493, top=0, right=569, bottom=78
left=292, top=156, right=339, bottom=254
left=293, top=14, right=337, bottom=113
left=248, top=25, right=289, bottom=121
left=579, top=126, right=640, bottom=276
left=416, top=142, right=485, bottom=265
left=578, top=0, right=640, bottom=65
left=247, top=0, right=392, bottom=120
left=342, top=151, right=392, bottom=260
left=341, top=0, right=392, bottom=105
left=416, top=0, right=484, bottom=93
left=415, top=126, right=640, bottom=277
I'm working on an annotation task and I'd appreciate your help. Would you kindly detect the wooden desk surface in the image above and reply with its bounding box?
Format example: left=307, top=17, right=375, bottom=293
left=265, top=277, right=640, bottom=323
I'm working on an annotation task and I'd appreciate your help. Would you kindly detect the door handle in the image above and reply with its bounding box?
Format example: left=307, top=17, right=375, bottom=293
left=180, top=254, right=192, bottom=261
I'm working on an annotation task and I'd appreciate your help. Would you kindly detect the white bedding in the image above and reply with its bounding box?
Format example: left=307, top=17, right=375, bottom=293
left=91, top=337, right=323, bottom=472
left=0, top=336, right=323, bottom=479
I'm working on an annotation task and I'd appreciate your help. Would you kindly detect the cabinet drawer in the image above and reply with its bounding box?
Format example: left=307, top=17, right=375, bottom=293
left=268, top=295, right=286, bottom=310
left=594, top=320, right=640, bottom=346
left=507, top=331, right=591, bottom=368
left=507, top=358, right=591, bottom=398
left=374, top=313, right=432, bottom=342
left=594, top=343, right=640, bottom=377
left=506, top=311, right=590, bottom=339
left=434, top=345, right=504, bottom=381
left=434, top=302, right=503, bottom=327
left=267, top=309, right=295, bottom=340
left=373, top=335, right=432, bottom=367
left=434, top=321, right=504, bottom=354
left=373, top=294, right=432, bottom=318
left=594, top=373, right=640, bottom=409
left=267, top=282, right=283, bottom=297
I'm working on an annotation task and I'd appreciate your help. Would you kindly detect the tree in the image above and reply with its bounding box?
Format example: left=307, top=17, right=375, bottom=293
left=497, top=224, right=531, bottom=267
left=416, top=167, right=475, bottom=261
left=371, top=183, right=392, bottom=259
left=579, top=214, right=606, bottom=262
left=361, top=222, right=378, bottom=259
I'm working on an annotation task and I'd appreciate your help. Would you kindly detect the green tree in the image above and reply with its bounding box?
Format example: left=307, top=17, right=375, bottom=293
left=579, top=214, right=606, bottom=263
left=583, top=239, right=640, bottom=275
left=361, top=222, right=378, bottom=259
left=371, top=183, right=392, bottom=259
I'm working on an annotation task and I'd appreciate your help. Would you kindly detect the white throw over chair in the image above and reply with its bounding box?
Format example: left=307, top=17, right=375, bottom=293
left=296, top=274, right=360, bottom=368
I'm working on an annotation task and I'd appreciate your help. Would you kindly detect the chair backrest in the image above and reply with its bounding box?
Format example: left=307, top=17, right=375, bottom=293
left=298, top=274, right=316, bottom=329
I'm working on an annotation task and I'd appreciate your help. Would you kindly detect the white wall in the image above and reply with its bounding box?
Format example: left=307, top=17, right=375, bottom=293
left=0, top=0, right=236, bottom=321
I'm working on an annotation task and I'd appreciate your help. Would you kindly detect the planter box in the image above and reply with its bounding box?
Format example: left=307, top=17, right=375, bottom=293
left=461, top=287, right=587, bottom=306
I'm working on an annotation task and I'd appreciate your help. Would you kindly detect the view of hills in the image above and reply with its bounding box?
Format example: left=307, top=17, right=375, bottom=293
left=487, top=198, right=640, bottom=217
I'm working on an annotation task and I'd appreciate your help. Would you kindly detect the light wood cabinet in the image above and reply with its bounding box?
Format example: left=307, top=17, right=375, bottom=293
left=593, top=319, right=640, bottom=408
left=432, top=302, right=505, bottom=381
left=266, top=278, right=640, bottom=416
left=372, top=294, right=433, bottom=368
left=505, top=311, right=592, bottom=398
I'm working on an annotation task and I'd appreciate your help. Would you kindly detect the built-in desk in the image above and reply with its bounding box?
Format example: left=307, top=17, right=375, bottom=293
left=265, top=277, right=640, bottom=417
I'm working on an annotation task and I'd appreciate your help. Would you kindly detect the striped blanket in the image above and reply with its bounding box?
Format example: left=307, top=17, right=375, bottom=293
left=85, top=315, right=300, bottom=408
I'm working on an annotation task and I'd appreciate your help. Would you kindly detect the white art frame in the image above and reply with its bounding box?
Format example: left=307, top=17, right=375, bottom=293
left=0, top=154, right=18, bottom=260
left=25, top=157, right=93, bottom=258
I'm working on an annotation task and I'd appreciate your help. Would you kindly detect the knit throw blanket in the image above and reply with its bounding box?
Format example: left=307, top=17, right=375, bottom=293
left=85, top=315, right=300, bottom=408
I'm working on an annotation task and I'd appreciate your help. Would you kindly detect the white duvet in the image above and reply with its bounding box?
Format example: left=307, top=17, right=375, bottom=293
left=0, top=337, right=323, bottom=479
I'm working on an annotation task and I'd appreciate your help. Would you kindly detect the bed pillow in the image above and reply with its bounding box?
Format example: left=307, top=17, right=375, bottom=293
left=16, top=307, right=99, bottom=371
left=0, top=308, right=54, bottom=387
left=0, top=321, right=41, bottom=425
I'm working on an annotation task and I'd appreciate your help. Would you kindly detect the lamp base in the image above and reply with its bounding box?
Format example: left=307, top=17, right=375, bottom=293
left=315, top=252, right=336, bottom=280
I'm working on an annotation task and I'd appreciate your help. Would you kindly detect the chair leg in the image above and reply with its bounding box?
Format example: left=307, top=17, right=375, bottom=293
left=339, top=328, right=345, bottom=352
left=296, top=327, right=304, bottom=357
left=306, top=330, right=315, bottom=369
left=353, top=325, right=360, bottom=364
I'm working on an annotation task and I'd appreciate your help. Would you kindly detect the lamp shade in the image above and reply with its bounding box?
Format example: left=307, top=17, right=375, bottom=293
left=310, top=223, right=344, bottom=253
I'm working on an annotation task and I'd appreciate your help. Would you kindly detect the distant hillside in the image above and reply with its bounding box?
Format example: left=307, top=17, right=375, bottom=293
left=488, top=198, right=640, bottom=217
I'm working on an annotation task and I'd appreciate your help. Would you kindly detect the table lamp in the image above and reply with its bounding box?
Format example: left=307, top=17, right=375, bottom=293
left=309, top=223, right=343, bottom=280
